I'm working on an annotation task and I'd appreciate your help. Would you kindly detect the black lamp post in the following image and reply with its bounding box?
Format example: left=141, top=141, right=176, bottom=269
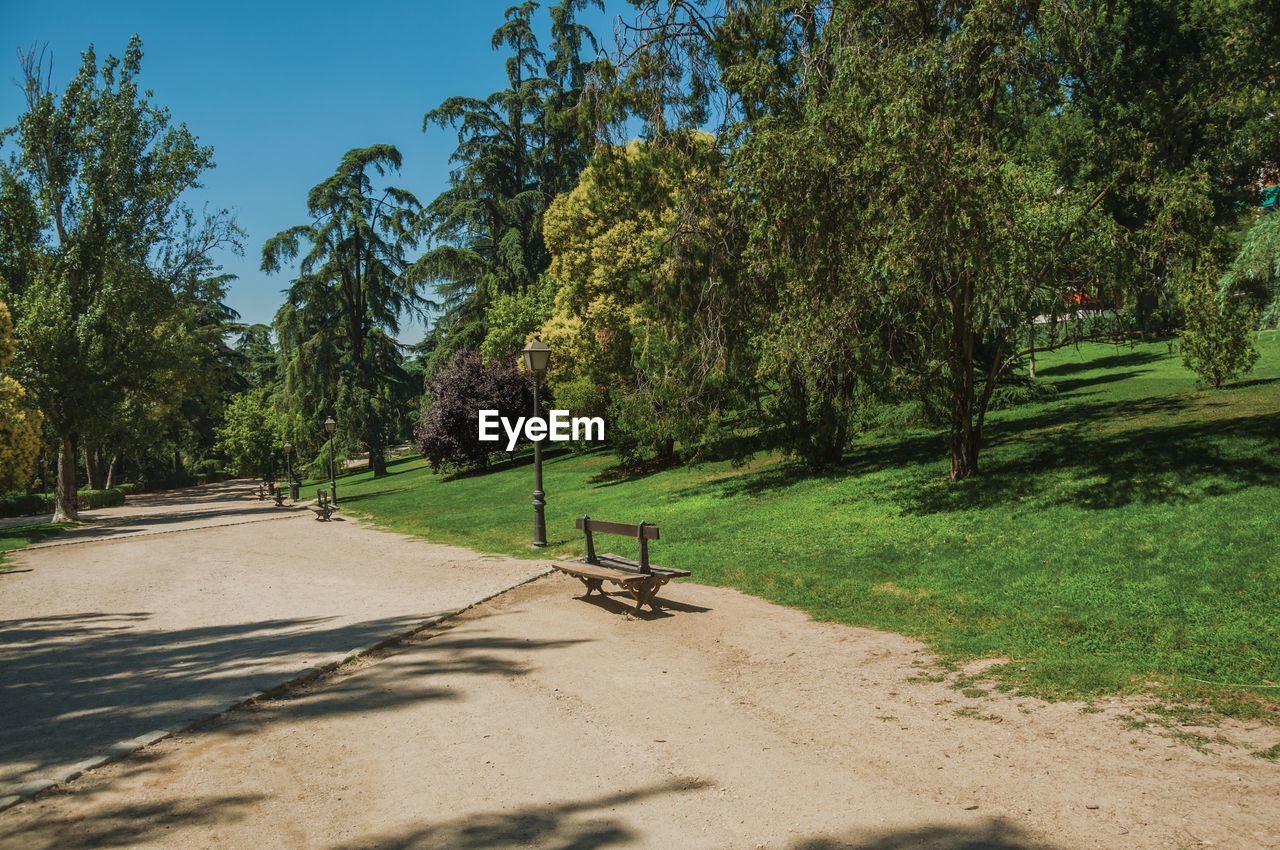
left=283, top=443, right=292, bottom=500
left=324, top=416, right=337, bottom=505
left=522, top=336, right=551, bottom=548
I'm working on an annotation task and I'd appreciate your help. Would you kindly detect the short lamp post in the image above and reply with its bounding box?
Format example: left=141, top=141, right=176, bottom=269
left=522, top=336, right=551, bottom=548
left=324, top=416, right=337, bottom=505
left=283, top=443, right=292, bottom=500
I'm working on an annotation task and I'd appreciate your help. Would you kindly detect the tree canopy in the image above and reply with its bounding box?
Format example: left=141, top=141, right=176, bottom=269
left=0, top=36, right=240, bottom=517
left=264, top=145, right=427, bottom=476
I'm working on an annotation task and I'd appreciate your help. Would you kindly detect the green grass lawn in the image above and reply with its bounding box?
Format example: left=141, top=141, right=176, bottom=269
left=0, top=522, right=68, bottom=568
left=322, top=335, right=1280, bottom=718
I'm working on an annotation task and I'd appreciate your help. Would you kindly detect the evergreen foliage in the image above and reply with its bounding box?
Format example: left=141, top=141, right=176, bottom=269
left=263, top=146, right=428, bottom=477
left=1220, top=210, right=1280, bottom=330
left=414, top=0, right=603, bottom=363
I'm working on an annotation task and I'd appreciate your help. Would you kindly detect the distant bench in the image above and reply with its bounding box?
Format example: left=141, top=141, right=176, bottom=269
left=272, top=488, right=286, bottom=507
left=551, top=516, right=690, bottom=613
left=309, top=490, right=337, bottom=521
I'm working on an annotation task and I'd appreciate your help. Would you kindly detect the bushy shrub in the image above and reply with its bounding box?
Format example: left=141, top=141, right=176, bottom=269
left=414, top=350, right=533, bottom=472
left=0, top=492, right=50, bottom=517
left=1179, top=312, right=1259, bottom=389
left=77, top=488, right=126, bottom=509
left=115, top=483, right=142, bottom=495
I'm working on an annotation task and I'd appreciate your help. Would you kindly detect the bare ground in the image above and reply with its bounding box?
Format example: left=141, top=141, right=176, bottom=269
left=2, top=574, right=1276, bottom=849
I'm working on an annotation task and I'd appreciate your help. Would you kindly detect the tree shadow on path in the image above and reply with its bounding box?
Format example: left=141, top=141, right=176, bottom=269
left=0, top=609, right=560, bottom=792
left=327, top=780, right=710, bottom=850
left=796, top=819, right=1066, bottom=849
left=0, top=794, right=267, bottom=850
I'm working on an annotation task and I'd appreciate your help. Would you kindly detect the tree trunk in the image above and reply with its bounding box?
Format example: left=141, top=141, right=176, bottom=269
left=656, top=438, right=676, bottom=462
left=948, top=279, right=980, bottom=481
left=370, top=447, right=387, bottom=477
left=1028, top=319, right=1036, bottom=379
left=84, top=444, right=100, bottom=490
left=104, top=453, right=119, bottom=490
left=53, top=432, right=79, bottom=522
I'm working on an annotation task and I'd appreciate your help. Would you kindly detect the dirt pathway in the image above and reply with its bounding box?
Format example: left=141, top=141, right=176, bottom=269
left=0, top=481, right=542, bottom=794
left=3, top=576, right=1276, bottom=849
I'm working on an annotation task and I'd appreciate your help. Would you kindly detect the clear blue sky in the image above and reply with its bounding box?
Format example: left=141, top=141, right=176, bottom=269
left=0, top=0, right=634, bottom=343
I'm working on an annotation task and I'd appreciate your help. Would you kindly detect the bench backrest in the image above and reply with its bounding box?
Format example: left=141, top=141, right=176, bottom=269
left=576, top=515, right=659, bottom=573
left=317, top=489, right=328, bottom=507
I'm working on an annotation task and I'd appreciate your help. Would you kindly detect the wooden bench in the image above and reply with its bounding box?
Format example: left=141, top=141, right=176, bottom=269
left=272, top=487, right=286, bottom=507
left=308, top=489, right=337, bottom=521
left=551, top=516, right=690, bottom=613
left=255, top=483, right=268, bottom=501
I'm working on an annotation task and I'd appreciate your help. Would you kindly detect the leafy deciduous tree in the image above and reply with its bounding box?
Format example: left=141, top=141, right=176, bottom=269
left=0, top=301, right=41, bottom=491
left=414, top=349, right=533, bottom=471
left=0, top=38, right=238, bottom=518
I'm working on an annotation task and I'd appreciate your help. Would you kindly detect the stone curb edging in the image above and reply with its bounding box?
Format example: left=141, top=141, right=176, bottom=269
left=0, top=566, right=554, bottom=814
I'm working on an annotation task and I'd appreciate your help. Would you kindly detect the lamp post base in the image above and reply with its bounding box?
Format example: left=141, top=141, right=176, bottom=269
left=532, top=488, right=547, bottom=548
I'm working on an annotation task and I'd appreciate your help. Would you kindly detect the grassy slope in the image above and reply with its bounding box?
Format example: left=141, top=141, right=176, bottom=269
left=330, top=337, right=1280, bottom=714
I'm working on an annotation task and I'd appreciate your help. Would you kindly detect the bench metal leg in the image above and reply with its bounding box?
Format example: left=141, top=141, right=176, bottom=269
left=621, top=577, right=669, bottom=612
left=576, top=576, right=605, bottom=596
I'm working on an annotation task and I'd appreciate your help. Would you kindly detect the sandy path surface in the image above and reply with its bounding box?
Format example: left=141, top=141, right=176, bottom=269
left=0, top=481, right=543, bottom=793
left=3, top=575, right=1276, bottom=849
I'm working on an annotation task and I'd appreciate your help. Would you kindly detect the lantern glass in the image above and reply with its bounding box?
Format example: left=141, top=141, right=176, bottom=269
left=324, top=417, right=336, bottom=435
left=522, top=336, right=551, bottom=375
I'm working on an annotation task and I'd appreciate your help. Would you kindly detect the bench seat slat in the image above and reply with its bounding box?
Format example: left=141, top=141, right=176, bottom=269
left=593, top=553, right=691, bottom=578
left=552, top=563, right=653, bottom=583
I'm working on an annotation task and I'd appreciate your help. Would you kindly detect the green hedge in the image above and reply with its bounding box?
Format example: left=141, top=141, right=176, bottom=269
left=0, top=487, right=123, bottom=517
left=116, top=483, right=142, bottom=495
left=0, top=492, right=50, bottom=517
left=77, top=488, right=126, bottom=509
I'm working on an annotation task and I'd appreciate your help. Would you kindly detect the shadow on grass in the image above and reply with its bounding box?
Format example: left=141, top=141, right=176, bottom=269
left=1035, top=349, right=1166, bottom=378
left=1049, top=369, right=1155, bottom=396
left=0, top=522, right=64, bottom=552
left=436, top=446, right=576, bottom=483
left=677, top=429, right=941, bottom=501
left=1220, top=375, right=1280, bottom=392
left=676, top=386, right=1278, bottom=515
left=587, top=453, right=684, bottom=488
left=334, top=486, right=419, bottom=505
left=895, top=405, right=1280, bottom=515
